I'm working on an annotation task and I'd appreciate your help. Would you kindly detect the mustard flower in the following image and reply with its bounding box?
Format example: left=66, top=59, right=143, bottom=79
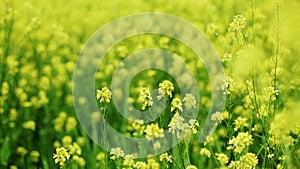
left=134, top=161, right=148, bottom=169
left=53, top=147, right=70, bottom=167
left=200, top=148, right=211, bottom=158
left=144, top=123, right=165, bottom=140
left=96, top=87, right=112, bottom=103
left=182, top=93, right=196, bottom=110
left=157, top=80, right=174, bottom=100
left=22, top=120, right=36, bottom=131
left=110, top=147, right=125, bottom=160
left=239, top=153, right=259, bottom=168
left=229, top=15, right=247, bottom=32
left=30, top=150, right=40, bottom=163
left=216, top=153, right=229, bottom=166
left=171, top=98, right=183, bottom=112
left=73, top=155, right=86, bottom=167
left=147, top=158, right=160, bottom=169
left=159, top=153, right=173, bottom=163
left=123, top=154, right=136, bottom=167
left=138, top=87, right=153, bottom=110
left=227, top=132, right=253, bottom=153
left=233, top=117, right=249, bottom=131
left=186, top=165, right=198, bottom=169
left=16, top=147, right=28, bottom=156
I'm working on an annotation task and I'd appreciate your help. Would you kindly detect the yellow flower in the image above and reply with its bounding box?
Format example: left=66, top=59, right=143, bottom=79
left=229, top=15, right=247, bottom=32
left=138, top=87, right=153, bottom=110
left=53, top=147, right=70, bottom=167
left=211, top=111, right=223, bottom=122
left=68, top=142, right=81, bottom=155
left=186, top=165, right=198, bottom=169
left=96, top=87, right=112, bottom=103
left=144, top=123, right=164, bottom=140
left=16, top=147, right=28, bottom=156
left=110, top=147, right=125, bottom=160
left=123, top=154, right=135, bottom=167
left=127, top=119, right=145, bottom=137
left=65, top=117, right=77, bottom=132
left=96, top=152, right=105, bottom=161
left=216, top=153, right=229, bottom=166
left=10, top=165, right=18, bottom=169
left=200, top=148, right=211, bottom=158
left=233, top=117, right=249, bottom=131
left=159, top=153, right=173, bottom=163
left=134, top=161, right=147, bottom=169
left=239, top=153, right=259, bottom=168
left=76, top=137, right=85, bottom=146
left=9, top=108, right=18, bottom=121
left=62, top=135, right=73, bottom=147
left=157, top=80, right=174, bottom=100
left=182, top=93, right=196, bottom=110
left=30, top=150, right=40, bottom=163
left=147, top=158, right=160, bottom=169
left=22, top=120, right=36, bottom=131
left=73, top=155, right=86, bottom=167
left=227, top=132, right=253, bottom=153
left=171, top=98, right=183, bottom=112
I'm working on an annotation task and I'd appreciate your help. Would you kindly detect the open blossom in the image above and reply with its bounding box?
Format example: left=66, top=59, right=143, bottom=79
left=234, top=116, right=249, bottom=131
left=53, top=147, right=70, bottom=167
left=123, top=154, right=135, bottom=167
left=227, top=132, right=253, bottom=153
left=134, top=161, right=147, bottom=169
left=110, top=147, right=125, bottom=160
left=200, top=148, right=211, bottom=158
left=216, top=153, right=229, bottom=166
left=211, top=111, right=223, bottom=122
left=182, top=93, right=196, bottom=110
left=159, top=153, right=173, bottom=163
left=228, top=153, right=258, bottom=169
left=144, top=123, right=164, bottom=140
left=96, top=87, right=112, bottom=103
left=138, top=87, right=153, bottom=110
left=263, top=86, right=279, bottom=101
left=157, top=80, right=174, bottom=100
left=168, top=113, right=198, bottom=139
left=222, top=76, right=236, bottom=95
left=171, top=98, right=183, bottom=112
left=229, top=15, right=246, bottom=32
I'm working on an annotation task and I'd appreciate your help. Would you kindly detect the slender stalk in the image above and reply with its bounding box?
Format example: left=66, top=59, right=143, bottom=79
left=273, top=2, right=280, bottom=117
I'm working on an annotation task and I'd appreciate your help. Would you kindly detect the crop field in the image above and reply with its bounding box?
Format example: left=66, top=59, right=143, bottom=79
left=1, top=0, right=300, bottom=168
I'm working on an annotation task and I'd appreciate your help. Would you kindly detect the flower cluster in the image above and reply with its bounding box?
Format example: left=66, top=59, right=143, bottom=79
left=96, top=87, right=112, bottom=103
left=227, top=132, right=254, bottom=153
left=53, top=147, right=70, bottom=167
left=138, top=87, right=153, bottom=110
left=157, top=80, right=174, bottom=100
left=229, top=15, right=247, bottom=32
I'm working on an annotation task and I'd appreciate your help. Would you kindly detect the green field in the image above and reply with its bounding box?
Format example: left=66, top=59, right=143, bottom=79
left=1, top=0, right=300, bottom=168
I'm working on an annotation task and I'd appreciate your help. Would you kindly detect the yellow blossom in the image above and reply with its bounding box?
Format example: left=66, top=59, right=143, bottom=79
left=96, top=87, right=112, bottom=103
left=157, top=80, right=174, bottom=100
left=227, top=132, right=253, bottom=153
left=186, top=165, right=198, bottom=169
left=159, top=153, right=173, bottom=163
left=144, top=123, right=164, bottom=140
left=22, top=120, right=36, bottom=131
left=110, top=147, right=125, bottom=160
left=53, top=147, right=70, bottom=167
left=200, top=148, right=211, bottom=158
left=171, top=98, right=183, bottom=112
left=216, top=153, right=229, bottom=166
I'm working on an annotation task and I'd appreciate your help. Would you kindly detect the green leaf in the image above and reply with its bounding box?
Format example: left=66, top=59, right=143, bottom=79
left=42, top=157, right=50, bottom=169
left=0, top=137, right=11, bottom=166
